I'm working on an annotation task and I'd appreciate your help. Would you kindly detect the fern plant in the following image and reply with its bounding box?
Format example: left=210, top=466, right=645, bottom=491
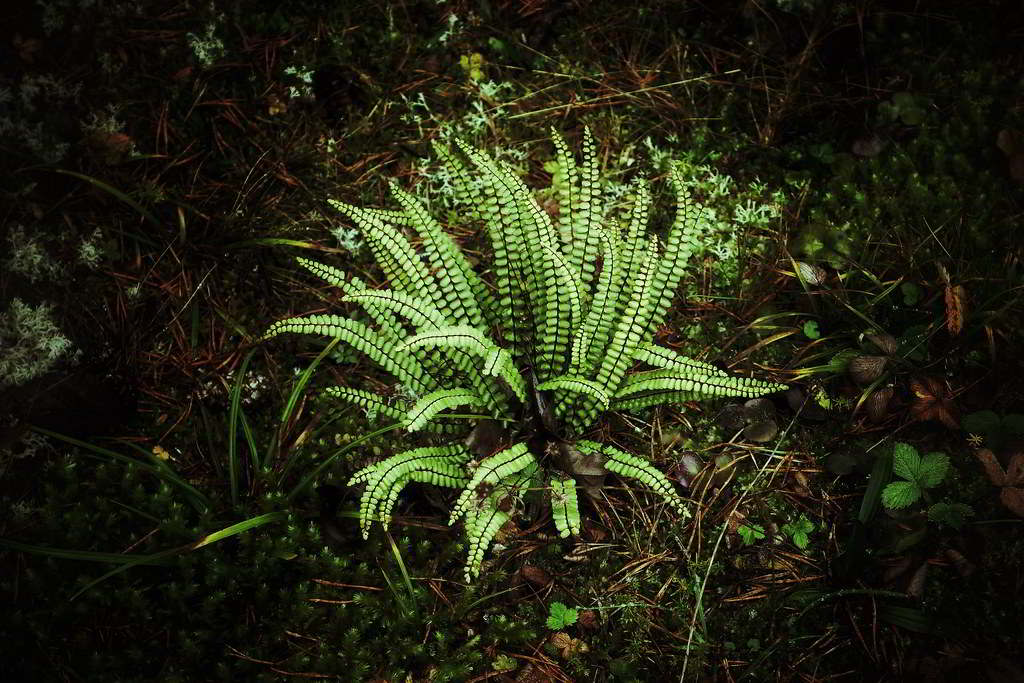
left=263, top=129, right=784, bottom=580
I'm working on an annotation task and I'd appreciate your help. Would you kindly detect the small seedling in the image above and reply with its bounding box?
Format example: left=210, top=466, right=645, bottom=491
left=546, top=602, right=579, bottom=630
left=882, top=442, right=973, bottom=529
left=781, top=515, right=815, bottom=550
left=738, top=523, right=766, bottom=545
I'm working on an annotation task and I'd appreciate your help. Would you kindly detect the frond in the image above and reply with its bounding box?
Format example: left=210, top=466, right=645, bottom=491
left=388, top=182, right=490, bottom=329
left=398, top=325, right=518, bottom=411
left=405, top=387, right=482, bottom=432
left=261, top=314, right=434, bottom=396
left=463, top=463, right=536, bottom=581
left=322, top=386, right=408, bottom=422
left=327, top=199, right=434, bottom=301
left=642, top=167, right=709, bottom=339
left=349, top=444, right=473, bottom=538
left=549, top=475, right=581, bottom=538
left=536, top=375, right=610, bottom=410
left=576, top=441, right=686, bottom=515
left=610, top=390, right=700, bottom=412
left=342, top=291, right=451, bottom=331
left=632, top=342, right=730, bottom=377
left=615, top=369, right=785, bottom=400
left=450, top=442, right=536, bottom=524
left=536, top=242, right=583, bottom=380
left=568, top=226, right=620, bottom=375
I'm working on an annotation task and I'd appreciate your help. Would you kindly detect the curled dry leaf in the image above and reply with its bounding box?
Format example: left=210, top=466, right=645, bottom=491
left=793, top=261, right=828, bottom=285
left=944, top=549, right=975, bottom=578
left=865, top=386, right=894, bottom=423
left=865, top=332, right=899, bottom=356
left=945, top=283, right=967, bottom=336
left=577, top=610, right=599, bottom=630
left=849, top=355, right=888, bottom=385
left=1000, top=487, right=1024, bottom=517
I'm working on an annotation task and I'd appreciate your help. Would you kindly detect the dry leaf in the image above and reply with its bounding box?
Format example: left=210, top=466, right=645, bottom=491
left=849, top=355, right=888, bottom=385
left=577, top=610, right=599, bottom=630
left=549, top=632, right=588, bottom=659
left=866, top=386, right=894, bottom=423
left=999, top=487, right=1024, bottom=517
left=945, top=283, right=966, bottom=335
left=975, top=448, right=1007, bottom=486
left=909, top=376, right=959, bottom=429
left=520, top=565, right=552, bottom=588
left=1005, top=453, right=1024, bottom=487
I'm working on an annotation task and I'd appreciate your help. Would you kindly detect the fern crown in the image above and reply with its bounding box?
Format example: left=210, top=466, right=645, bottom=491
left=264, top=128, right=784, bottom=580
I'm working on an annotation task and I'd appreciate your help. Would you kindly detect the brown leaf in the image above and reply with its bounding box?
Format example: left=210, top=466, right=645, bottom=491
left=975, top=448, right=1008, bottom=486
left=909, top=376, right=958, bottom=429
left=549, top=632, right=588, bottom=659
left=866, top=386, right=894, bottom=423
left=849, top=355, right=888, bottom=385
left=945, top=283, right=967, bottom=336
left=1005, top=453, right=1024, bottom=487
left=999, top=487, right=1024, bottom=517
left=520, top=565, right=553, bottom=588
left=577, top=610, right=599, bottom=630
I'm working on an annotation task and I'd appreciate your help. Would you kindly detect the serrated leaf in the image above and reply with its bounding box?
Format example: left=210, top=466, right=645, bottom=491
left=891, top=442, right=921, bottom=482
left=882, top=480, right=921, bottom=509
left=546, top=602, right=578, bottom=630
left=927, top=502, right=973, bottom=529
left=917, top=452, right=949, bottom=488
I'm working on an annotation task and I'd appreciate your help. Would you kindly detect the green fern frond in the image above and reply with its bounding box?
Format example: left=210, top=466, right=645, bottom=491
left=342, top=291, right=451, bottom=331
left=550, top=475, right=581, bottom=538
left=463, top=463, right=536, bottom=581
left=262, top=314, right=434, bottom=396
left=536, top=376, right=610, bottom=410
left=610, top=390, right=701, bottom=412
left=328, top=199, right=435, bottom=301
left=405, top=387, right=482, bottom=432
left=322, top=386, right=408, bottom=422
left=387, top=182, right=490, bottom=329
left=450, top=443, right=536, bottom=524
left=577, top=441, right=686, bottom=515
left=632, top=342, right=729, bottom=377
left=350, top=444, right=473, bottom=537
left=615, top=369, right=785, bottom=400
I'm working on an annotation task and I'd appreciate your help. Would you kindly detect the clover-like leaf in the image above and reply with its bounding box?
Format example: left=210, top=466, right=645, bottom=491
left=917, top=452, right=949, bottom=489
left=882, top=480, right=921, bottom=509
left=546, top=602, right=579, bottom=630
left=891, top=442, right=921, bottom=482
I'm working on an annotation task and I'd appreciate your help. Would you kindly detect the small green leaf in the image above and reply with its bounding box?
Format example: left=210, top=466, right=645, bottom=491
left=891, top=442, right=921, bottom=482
left=738, top=523, right=766, bottom=545
left=781, top=515, right=815, bottom=550
left=882, top=480, right=921, bottom=509
left=927, top=502, right=973, bottom=529
left=803, top=320, right=821, bottom=339
left=900, top=282, right=921, bottom=306
left=546, top=602, right=579, bottom=630
left=917, top=452, right=949, bottom=489
left=961, top=410, right=1001, bottom=440
left=1003, top=414, right=1024, bottom=436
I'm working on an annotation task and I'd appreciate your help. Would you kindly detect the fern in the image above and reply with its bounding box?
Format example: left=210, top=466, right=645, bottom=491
left=265, top=129, right=785, bottom=580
